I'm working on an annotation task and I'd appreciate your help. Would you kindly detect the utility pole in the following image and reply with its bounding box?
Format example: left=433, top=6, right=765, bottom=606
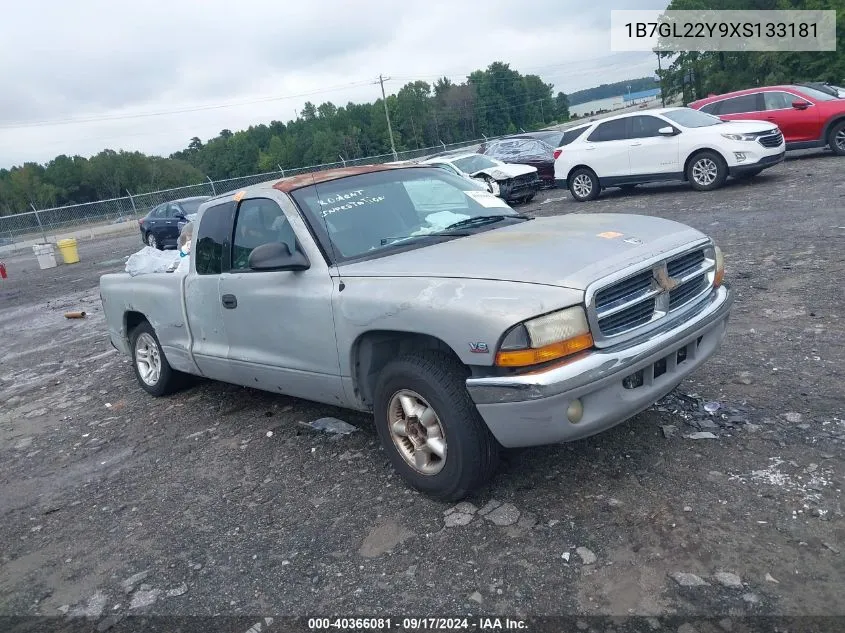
left=656, top=49, right=666, bottom=107
left=376, top=74, right=398, bottom=161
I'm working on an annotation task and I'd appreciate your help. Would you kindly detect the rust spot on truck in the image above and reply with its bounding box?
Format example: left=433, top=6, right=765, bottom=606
left=272, top=164, right=423, bottom=193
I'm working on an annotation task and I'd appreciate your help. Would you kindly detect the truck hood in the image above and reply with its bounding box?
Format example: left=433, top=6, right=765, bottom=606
left=472, top=163, right=537, bottom=180
left=336, top=213, right=708, bottom=291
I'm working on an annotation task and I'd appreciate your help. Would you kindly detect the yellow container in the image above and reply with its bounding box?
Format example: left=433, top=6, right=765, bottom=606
left=56, top=238, right=80, bottom=264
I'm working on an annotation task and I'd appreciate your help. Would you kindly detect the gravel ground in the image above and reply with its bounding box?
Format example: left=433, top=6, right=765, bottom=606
left=0, top=152, right=843, bottom=630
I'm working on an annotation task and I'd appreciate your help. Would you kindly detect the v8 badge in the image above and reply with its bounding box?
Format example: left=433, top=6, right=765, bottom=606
left=469, top=342, right=489, bottom=354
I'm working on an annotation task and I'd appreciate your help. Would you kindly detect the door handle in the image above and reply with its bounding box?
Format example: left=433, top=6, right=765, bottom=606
left=630, top=142, right=642, bottom=146
left=766, top=117, right=776, bottom=121
left=221, top=294, right=237, bottom=309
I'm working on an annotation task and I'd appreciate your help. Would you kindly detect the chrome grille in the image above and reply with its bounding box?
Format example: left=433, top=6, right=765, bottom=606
left=758, top=130, right=783, bottom=148
left=588, top=244, right=716, bottom=346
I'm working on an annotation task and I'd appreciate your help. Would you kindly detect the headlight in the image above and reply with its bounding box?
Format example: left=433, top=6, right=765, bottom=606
left=705, top=243, right=725, bottom=287
left=489, top=170, right=509, bottom=180
left=721, top=133, right=756, bottom=142
left=495, top=306, right=594, bottom=367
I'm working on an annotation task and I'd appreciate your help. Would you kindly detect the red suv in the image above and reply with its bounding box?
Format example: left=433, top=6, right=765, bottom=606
left=689, top=85, right=845, bottom=156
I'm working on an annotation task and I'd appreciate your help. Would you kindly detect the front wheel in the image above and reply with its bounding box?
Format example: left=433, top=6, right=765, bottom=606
left=568, top=167, right=600, bottom=202
left=829, top=120, right=845, bottom=156
left=686, top=151, right=727, bottom=191
left=130, top=321, right=185, bottom=396
left=373, top=352, right=500, bottom=501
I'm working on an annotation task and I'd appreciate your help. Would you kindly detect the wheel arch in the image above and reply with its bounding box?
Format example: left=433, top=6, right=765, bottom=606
left=350, top=330, right=464, bottom=410
left=822, top=115, right=845, bottom=144
left=682, top=148, right=728, bottom=181
left=124, top=310, right=148, bottom=345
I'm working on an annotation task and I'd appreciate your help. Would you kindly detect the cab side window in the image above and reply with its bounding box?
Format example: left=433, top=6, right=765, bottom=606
left=195, top=201, right=236, bottom=275
left=231, top=198, right=297, bottom=271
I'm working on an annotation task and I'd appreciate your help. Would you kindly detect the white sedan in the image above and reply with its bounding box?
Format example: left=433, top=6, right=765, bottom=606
left=420, top=153, right=541, bottom=203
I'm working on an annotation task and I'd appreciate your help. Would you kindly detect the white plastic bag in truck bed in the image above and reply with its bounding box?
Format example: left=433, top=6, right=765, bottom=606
left=124, top=247, right=181, bottom=276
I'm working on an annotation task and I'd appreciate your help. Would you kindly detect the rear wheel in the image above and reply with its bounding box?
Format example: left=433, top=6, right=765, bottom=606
left=146, top=232, right=161, bottom=250
left=568, top=167, right=600, bottom=202
left=373, top=351, right=500, bottom=501
left=829, top=120, right=845, bottom=156
left=686, top=151, right=728, bottom=191
left=130, top=321, right=185, bottom=396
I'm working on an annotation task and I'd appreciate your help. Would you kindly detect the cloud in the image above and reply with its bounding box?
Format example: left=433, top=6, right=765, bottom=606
left=0, top=0, right=667, bottom=167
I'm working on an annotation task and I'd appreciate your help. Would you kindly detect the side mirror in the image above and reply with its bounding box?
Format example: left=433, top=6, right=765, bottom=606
left=658, top=126, right=677, bottom=135
left=248, top=242, right=310, bottom=271
left=792, top=100, right=810, bottom=110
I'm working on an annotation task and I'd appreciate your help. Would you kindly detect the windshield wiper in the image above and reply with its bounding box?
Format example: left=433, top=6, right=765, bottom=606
left=442, top=214, right=531, bottom=231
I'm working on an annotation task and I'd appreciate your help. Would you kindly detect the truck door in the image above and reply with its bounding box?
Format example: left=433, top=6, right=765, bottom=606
left=218, top=196, right=344, bottom=405
left=184, top=200, right=235, bottom=382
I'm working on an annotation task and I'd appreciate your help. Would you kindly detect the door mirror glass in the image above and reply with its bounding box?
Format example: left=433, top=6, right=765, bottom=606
left=792, top=100, right=810, bottom=110
left=658, top=126, right=676, bottom=135
left=248, top=241, right=310, bottom=271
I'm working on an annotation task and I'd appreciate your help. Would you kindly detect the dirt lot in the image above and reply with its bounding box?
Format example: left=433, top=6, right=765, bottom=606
left=1, top=152, right=843, bottom=631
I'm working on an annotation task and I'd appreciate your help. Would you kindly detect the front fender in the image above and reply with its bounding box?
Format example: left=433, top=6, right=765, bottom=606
left=332, top=276, right=585, bottom=373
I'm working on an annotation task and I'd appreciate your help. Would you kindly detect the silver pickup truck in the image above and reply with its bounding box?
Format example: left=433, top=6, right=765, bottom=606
left=100, top=164, right=733, bottom=500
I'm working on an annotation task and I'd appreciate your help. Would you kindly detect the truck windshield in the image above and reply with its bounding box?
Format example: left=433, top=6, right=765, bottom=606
left=289, top=167, right=521, bottom=261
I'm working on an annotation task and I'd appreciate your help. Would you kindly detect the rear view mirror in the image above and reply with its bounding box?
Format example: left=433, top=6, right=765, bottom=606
left=248, top=242, right=310, bottom=271
left=658, top=126, right=676, bottom=135
left=792, top=100, right=810, bottom=110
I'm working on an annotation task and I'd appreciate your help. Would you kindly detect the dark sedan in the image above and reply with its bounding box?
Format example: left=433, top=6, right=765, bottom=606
left=478, top=136, right=556, bottom=187
left=138, top=196, right=209, bottom=250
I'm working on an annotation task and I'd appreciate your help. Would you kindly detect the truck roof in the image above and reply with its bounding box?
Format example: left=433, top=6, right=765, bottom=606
left=208, top=163, right=428, bottom=204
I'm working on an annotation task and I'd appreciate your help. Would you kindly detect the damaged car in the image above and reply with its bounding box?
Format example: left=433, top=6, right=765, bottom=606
left=477, top=136, right=557, bottom=188
left=420, top=153, right=541, bottom=203
left=100, top=163, right=733, bottom=501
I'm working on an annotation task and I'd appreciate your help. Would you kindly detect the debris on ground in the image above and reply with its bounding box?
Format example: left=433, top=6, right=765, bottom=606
left=166, top=582, right=188, bottom=597
left=784, top=412, right=803, bottom=424
left=129, top=588, right=162, bottom=609
left=478, top=500, right=502, bottom=516
left=765, top=573, right=780, bottom=584
left=299, top=417, right=358, bottom=435
left=661, top=425, right=677, bottom=438
left=687, top=432, right=718, bottom=440
left=670, top=572, right=709, bottom=587
left=576, top=547, right=597, bottom=565
left=120, top=570, right=150, bottom=594
left=561, top=552, right=570, bottom=562
left=484, top=503, right=520, bottom=526
left=713, top=572, right=743, bottom=589
left=64, top=311, right=86, bottom=319
left=469, top=591, right=483, bottom=604
left=704, top=402, right=721, bottom=414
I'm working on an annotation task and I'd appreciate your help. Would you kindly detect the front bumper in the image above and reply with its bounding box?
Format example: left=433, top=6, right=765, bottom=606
left=466, top=284, right=734, bottom=448
left=500, top=177, right=541, bottom=200
left=729, top=150, right=785, bottom=176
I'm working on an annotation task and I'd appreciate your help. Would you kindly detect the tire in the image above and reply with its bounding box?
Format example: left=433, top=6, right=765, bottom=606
left=146, top=232, right=161, bottom=250
left=568, top=167, right=600, bottom=202
left=828, top=120, right=845, bottom=156
left=686, top=151, right=728, bottom=191
left=130, top=321, right=185, bottom=396
left=373, top=351, right=500, bottom=501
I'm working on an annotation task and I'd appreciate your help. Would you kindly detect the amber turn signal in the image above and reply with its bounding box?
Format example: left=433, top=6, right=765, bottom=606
left=495, top=332, right=594, bottom=367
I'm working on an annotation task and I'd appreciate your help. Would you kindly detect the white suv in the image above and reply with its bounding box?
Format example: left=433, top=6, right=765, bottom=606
left=553, top=107, right=786, bottom=202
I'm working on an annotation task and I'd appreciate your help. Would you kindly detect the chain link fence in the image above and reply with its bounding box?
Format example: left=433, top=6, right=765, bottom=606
left=0, top=137, right=493, bottom=250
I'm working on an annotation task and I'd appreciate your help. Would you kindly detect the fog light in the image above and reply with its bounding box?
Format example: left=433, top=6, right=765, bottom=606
left=734, top=152, right=747, bottom=162
left=567, top=399, right=584, bottom=424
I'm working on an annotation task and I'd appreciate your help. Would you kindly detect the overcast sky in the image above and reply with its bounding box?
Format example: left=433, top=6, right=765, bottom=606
left=0, top=0, right=668, bottom=169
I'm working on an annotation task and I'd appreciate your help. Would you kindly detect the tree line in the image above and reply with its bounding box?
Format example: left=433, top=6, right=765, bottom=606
left=657, top=0, right=845, bottom=103
left=0, top=62, right=568, bottom=215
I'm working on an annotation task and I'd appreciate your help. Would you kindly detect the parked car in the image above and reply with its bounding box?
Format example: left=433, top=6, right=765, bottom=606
left=100, top=163, right=733, bottom=500
left=554, top=107, right=785, bottom=202
left=688, top=85, right=845, bottom=155
left=138, top=196, right=210, bottom=250
left=477, top=136, right=556, bottom=188
left=420, top=153, right=540, bottom=203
